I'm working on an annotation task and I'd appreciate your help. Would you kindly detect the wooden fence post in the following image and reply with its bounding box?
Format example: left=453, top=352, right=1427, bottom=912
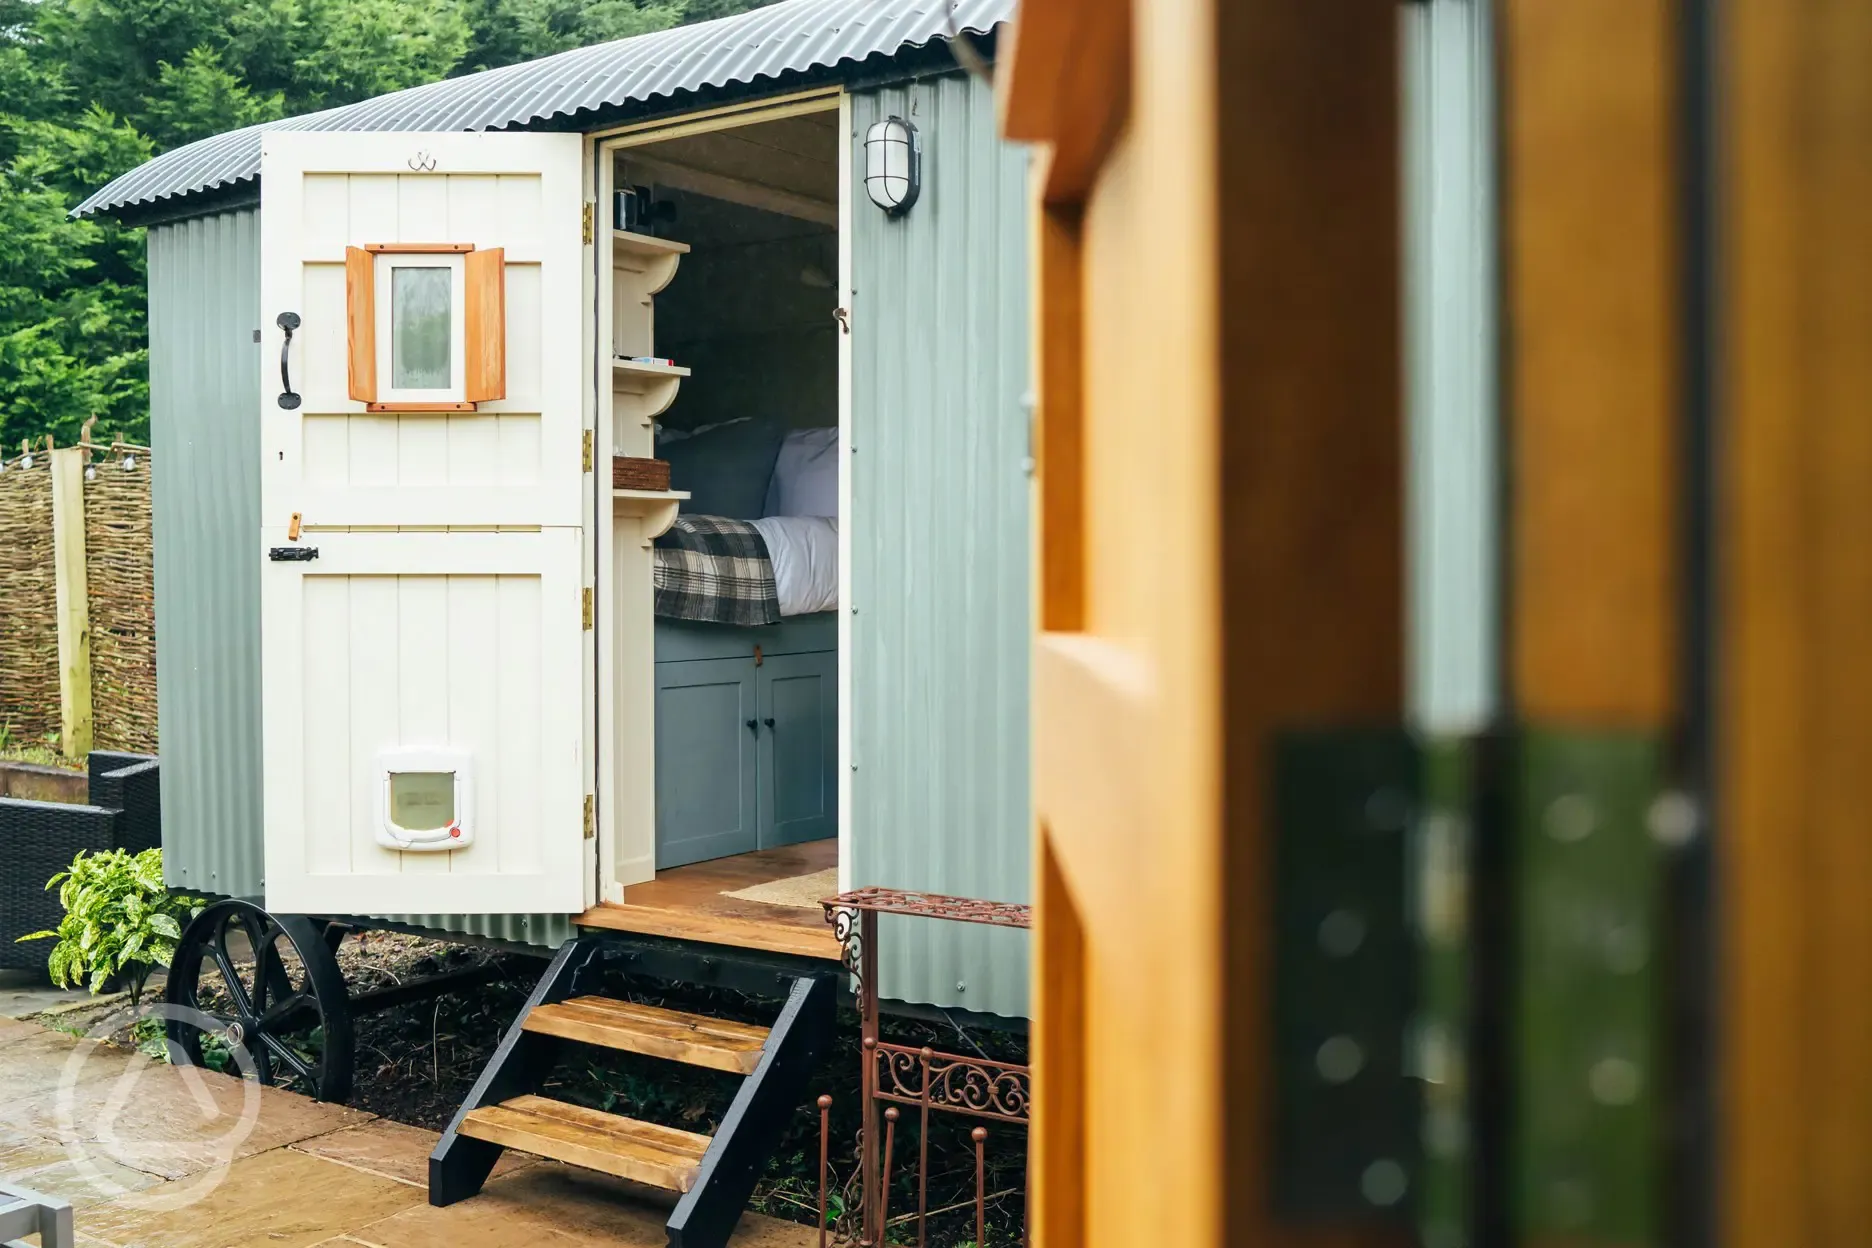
left=48, top=447, right=91, bottom=760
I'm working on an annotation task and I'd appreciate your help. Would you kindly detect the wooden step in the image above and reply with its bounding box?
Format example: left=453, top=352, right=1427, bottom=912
left=524, top=996, right=771, bottom=1075
left=457, top=1095, right=711, bottom=1192
left=574, top=902, right=843, bottom=961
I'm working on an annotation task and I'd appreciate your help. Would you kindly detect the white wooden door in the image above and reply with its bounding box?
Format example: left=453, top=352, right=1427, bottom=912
left=259, top=131, right=591, bottom=916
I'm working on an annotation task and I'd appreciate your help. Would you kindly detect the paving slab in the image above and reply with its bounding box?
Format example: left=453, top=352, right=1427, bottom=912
left=0, top=1013, right=58, bottom=1044
left=0, top=970, right=94, bottom=1019
left=0, top=1139, right=169, bottom=1209
left=347, top=1161, right=818, bottom=1248
left=290, top=1119, right=534, bottom=1189
left=80, top=1145, right=425, bottom=1248
left=0, top=1027, right=144, bottom=1125
left=11, top=1052, right=371, bottom=1179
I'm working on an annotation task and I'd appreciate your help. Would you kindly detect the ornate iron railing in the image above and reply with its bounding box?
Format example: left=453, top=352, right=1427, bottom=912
left=819, top=887, right=1033, bottom=1247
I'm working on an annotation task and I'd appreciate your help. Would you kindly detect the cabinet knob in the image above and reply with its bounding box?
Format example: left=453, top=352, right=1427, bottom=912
left=763, top=718, right=776, bottom=729
left=746, top=719, right=758, bottom=734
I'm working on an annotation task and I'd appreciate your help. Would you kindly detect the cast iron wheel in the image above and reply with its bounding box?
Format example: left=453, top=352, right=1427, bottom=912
left=165, top=899, right=355, bottom=1102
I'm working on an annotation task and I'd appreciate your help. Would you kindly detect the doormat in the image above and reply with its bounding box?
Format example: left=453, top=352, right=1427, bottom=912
left=721, top=867, right=841, bottom=911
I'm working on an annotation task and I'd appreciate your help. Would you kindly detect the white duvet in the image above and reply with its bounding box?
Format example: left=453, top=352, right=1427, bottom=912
left=751, top=516, right=839, bottom=616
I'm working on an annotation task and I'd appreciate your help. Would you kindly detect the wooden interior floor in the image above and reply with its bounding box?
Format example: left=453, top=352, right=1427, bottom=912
left=576, top=840, right=841, bottom=961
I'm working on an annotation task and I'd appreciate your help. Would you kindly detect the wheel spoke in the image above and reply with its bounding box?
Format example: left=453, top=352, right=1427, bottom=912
left=257, top=934, right=299, bottom=1018
left=257, top=1032, right=316, bottom=1085
left=239, top=913, right=281, bottom=1015
left=258, top=991, right=317, bottom=1032
left=209, top=940, right=254, bottom=1021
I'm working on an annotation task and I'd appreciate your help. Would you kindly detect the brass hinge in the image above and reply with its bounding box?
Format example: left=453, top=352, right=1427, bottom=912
left=583, top=794, right=594, bottom=839
left=581, top=202, right=594, bottom=245
left=581, top=429, right=593, bottom=472
left=581, top=587, right=593, bottom=630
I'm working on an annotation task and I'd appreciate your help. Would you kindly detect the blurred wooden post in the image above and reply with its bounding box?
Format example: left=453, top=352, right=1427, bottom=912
left=1721, top=1, right=1872, bottom=1240
left=48, top=446, right=91, bottom=760
left=1505, top=0, right=1681, bottom=727
left=1004, top=1, right=1404, bottom=1244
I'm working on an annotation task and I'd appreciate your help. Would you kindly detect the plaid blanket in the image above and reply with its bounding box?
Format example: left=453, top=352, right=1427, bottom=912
left=653, top=515, right=781, bottom=626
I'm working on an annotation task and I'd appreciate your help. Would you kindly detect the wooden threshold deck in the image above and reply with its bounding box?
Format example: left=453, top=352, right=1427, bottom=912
left=575, top=841, right=843, bottom=962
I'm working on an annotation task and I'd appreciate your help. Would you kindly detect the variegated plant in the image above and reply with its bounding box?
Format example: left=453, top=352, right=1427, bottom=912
left=18, top=848, right=202, bottom=1005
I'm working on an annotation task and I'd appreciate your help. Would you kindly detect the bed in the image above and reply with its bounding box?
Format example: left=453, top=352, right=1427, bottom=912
left=651, top=424, right=840, bottom=625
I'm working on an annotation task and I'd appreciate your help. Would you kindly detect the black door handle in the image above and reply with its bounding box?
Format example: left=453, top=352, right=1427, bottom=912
left=277, top=311, right=302, bottom=410
left=746, top=718, right=758, bottom=734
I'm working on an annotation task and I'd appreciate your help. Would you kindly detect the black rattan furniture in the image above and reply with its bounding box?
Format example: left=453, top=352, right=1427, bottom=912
left=0, top=753, right=161, bottom=974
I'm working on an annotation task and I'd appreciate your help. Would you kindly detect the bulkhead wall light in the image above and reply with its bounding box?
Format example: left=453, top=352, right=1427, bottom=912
left=863, top=116, right=921, bottom=216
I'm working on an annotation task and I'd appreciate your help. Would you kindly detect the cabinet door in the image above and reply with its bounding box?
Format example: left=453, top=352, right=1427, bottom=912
left=757, top=651, right=837, bottom=848
left=655, top=658, right=759, bottom=868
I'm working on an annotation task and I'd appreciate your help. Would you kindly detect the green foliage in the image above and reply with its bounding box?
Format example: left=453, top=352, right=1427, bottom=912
left=16, top=848, right=202, bottom=1005
left=0, top=0, right=773, bottom=449
left=0, top=108, right=152, bottom=450
left=145, top=48, right=285, bottom=149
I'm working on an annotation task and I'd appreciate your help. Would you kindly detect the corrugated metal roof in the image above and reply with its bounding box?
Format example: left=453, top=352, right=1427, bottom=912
left=77, top=0, right=1009, bottom=219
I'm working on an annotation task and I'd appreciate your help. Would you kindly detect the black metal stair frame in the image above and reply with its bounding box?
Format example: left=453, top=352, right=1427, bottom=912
left=428, top=933, right=840, bottom=1248
left=429, top=937, right=598, bottom=1204
left=666, top=974, right=836, bottom=1248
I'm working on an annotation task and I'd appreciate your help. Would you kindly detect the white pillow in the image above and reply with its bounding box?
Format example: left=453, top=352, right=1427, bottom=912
left=751, top=516, right=839, bottom=616
left=763, top=427, right=839, bottom=519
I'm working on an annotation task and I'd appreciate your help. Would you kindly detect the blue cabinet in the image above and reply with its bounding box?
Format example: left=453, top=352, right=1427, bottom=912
left=655, top=658, right=761, bottom=869
left=653, top=625, right=837, bottom=869
left=758, top=651, right=836, bottom=848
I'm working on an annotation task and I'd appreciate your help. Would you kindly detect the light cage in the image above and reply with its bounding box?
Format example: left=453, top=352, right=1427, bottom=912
left=863, top=116, right=921, bottom=216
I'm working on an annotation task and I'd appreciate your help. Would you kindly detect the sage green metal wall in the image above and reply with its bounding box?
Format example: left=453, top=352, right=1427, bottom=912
left=1402, top=0, right=1499, bottom=736
left=149, top=209, right=266, bottom=900
left=849, top=75, right=1033, bottom=1019
left=147, top=208, right=571, bottom=950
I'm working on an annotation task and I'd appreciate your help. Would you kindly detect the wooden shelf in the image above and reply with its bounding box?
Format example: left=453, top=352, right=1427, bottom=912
left=612, top=358, right=688, bottom=420
left=612, top=231, right=690, bottom=261
left=612, top=487, right=688, bottom=539
left=612, top=357, right=690, bottom=380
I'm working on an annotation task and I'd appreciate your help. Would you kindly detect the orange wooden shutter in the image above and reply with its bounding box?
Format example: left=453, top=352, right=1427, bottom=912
left=344, top=245, right=377, bottom=403
left=464, top=247, right=506, bottom=404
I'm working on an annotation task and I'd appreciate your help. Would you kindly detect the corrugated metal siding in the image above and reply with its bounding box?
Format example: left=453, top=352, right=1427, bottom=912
left=78, top=0, right=1011, bottom=220
left=149, top=211, right=266, bottom=898
left=376, top=911, right=573, bottom=948
left=1402, top=0, right=1499, bottom=735
left=850, top=75, right=1032, bottom=1018
left=148, top=212, right=569, bottom=949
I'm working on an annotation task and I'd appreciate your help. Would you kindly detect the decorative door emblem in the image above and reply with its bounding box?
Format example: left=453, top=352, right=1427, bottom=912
left=407, top=150, right=438, bottom=173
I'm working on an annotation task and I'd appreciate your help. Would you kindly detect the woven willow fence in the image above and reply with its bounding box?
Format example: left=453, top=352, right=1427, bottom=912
left=0, top=449, right=156, bottom=757
left=83, top=460, right=157, bottom=752
left=0, top=465, right=58, bottom=746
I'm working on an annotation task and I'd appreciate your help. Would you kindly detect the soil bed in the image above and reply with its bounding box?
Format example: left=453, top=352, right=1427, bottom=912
left=334, top=930, right=539, bottom=1128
